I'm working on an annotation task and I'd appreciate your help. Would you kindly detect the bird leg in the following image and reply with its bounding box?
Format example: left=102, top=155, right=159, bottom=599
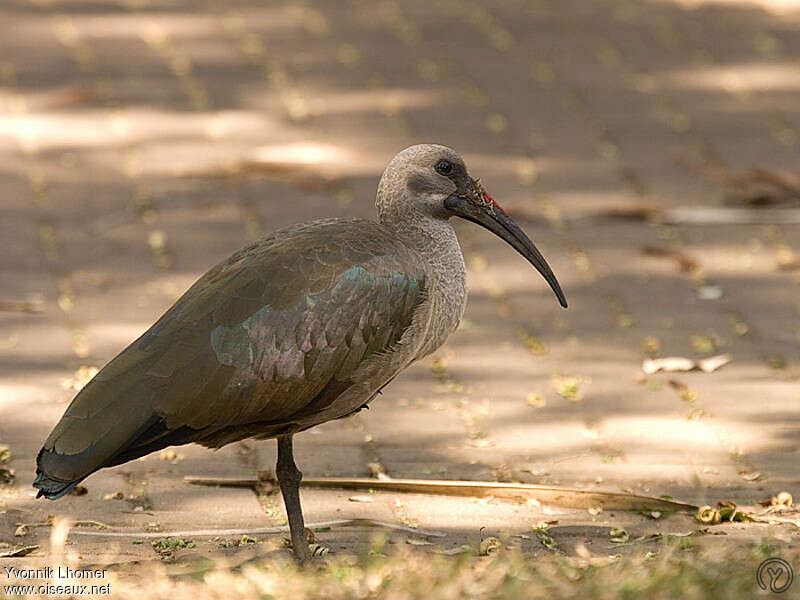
left=276, top=434, right=311, bottom=563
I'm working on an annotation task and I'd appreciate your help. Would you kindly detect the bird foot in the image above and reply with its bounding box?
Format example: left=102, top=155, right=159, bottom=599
left=283, top=528, right=330, bottom=562
left=282, top=540, right=330, bottom=562
left=309, top=543, right=330, bottom=558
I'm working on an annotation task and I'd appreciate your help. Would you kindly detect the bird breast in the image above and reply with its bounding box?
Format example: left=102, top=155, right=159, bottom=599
left=413, top=233, right=468, bottom=359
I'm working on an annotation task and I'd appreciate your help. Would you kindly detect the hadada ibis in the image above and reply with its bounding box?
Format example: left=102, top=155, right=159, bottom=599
left=34, top=144, right=567, bottom=561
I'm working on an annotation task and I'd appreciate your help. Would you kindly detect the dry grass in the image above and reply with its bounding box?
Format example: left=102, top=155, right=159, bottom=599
left=51, top=537, right=793, bottom=600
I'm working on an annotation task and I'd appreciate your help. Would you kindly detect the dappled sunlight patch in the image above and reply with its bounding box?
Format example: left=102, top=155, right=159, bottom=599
left=9, top=13, right=223, bottom=42
left=487, top=414, right=745, bottom=470
left=659, top=62, right=800, bottom=94
left=83, top=321, right=161, bottom=349
left=288, top=87, right=448, bottom=118
left=482, top=420, right=603, bottom=453
left=251, top=142, right=351, bottom=168
left=673, top=0, right=800, bottom=15
left=0, top=376, right=74, bottom=406
left=601, top=415, right=766, bottom=454
left=0, top=108, right=273, bottom=153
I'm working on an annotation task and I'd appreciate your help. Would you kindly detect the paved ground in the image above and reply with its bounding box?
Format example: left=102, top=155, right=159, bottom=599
left=1, top=0, right=800, bottom=571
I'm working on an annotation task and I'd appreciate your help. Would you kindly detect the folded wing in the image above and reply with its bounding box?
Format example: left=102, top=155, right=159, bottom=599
left=35, top=220, right=426, bottom=498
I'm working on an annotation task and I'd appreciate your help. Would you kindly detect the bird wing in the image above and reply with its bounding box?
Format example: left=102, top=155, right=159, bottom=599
left=36, top=219, right=427, bottom=495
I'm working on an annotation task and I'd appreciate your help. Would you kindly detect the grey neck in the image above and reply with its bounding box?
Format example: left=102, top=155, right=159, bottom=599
left=379, top=205, right=468, bottom=356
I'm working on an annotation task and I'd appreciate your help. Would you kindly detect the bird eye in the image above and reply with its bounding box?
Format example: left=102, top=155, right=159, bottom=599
left=435, top=160, right=453, bottom=176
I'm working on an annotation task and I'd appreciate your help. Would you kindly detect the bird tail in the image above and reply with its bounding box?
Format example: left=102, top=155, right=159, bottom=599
left=33, top=365, right=167, bottom=501
left=32, top=466, right=84, bottom=499
left=33, top=375, right=208, bottom=501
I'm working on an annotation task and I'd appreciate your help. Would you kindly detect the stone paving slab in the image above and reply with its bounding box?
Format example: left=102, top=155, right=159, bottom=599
left=0, top=0, right=799, bottom=571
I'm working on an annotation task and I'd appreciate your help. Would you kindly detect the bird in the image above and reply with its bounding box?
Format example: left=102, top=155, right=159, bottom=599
left=34, top=143, right=567, bottom=562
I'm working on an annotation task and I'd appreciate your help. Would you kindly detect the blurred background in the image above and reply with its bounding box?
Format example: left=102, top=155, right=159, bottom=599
left=1, top=0, right=799, bottom=562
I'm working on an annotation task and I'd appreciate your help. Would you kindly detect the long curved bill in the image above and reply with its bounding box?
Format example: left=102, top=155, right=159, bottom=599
left=445, top=186, right=568, bottom=308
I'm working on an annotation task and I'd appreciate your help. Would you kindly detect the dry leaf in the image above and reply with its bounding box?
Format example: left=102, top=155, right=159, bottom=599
left=521, top=333, right=549, bottom=355
left=534, top=529, right=558, bottom=551
left=643, top=354, right=731, bottom=374
left=642, top=357, right=695, bottom=374
left=642, top=245, right=701, bottom=273
left=0, top=467, right=15, bottom=485
left=717, top=500, right=737, bottom=521
left=691, top=334, right=719, bottom=354
left=406, top=538, right=433, bottom=546
left=526, top=393, right=546, bottom=408
left=479, top=537, right=502, bottom=556
left=0, top=545, right=38, bottom=558
left=430, top=357, right=448, bottom=374
left=697, top=505, right=721, bottom=524
left=758, top=491, right=793, bottom=508
left=697, top=501, right=756, bottom=524
left=667, top=379, right=700, bottom=405
left=609, top=527, right=629, bottom=543
left=699, top=354, right=732, bottom=372
left=641, top=336, right=662, bottom=357
left=551, top=375, right=585, bottom=402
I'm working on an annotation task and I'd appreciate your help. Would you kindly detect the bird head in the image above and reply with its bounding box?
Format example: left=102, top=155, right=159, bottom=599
left=377, top=144, right=567, bottom=308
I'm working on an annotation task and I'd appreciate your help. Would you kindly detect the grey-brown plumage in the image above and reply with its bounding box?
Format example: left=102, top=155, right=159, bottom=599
left=34, top=144, right=566, bottom=562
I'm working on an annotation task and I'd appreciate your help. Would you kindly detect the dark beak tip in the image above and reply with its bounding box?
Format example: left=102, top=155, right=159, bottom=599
left=448, top=191, right=568, bottom=309
left=552, top=288, right=568, bottom=309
